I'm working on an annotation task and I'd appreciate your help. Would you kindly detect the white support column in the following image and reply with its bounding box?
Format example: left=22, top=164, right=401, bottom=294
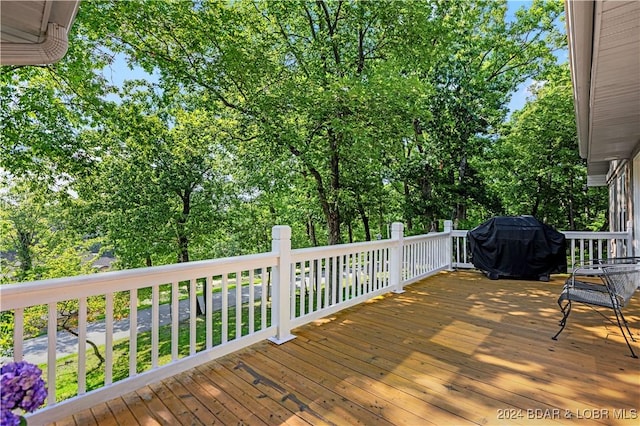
left=390, top=222, right=405, bottom=294
left=633, top=154, right=640, bottom=257
left=626, top=220, right=634, bottom=257
left=444, top=220, right=454, bottom=271
left=268, top=225, right=296, bottom=345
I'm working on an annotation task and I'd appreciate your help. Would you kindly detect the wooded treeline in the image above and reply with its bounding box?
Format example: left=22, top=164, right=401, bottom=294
left=1, top=0, right=607, bottom=283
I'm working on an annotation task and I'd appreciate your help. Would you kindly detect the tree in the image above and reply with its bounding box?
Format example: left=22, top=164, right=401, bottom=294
left=393, top=0, right=565, bottom=229
left=0, top=177, right=96, bottom=283
left=0, top=25, right=115, bottom=183
left=0, top=177, right=115, bottom=358
left=79, top=86, right=231, bottom=267
left=483, top=64, right=608, bottom=230
left=76, top=0, right=443, bottom=244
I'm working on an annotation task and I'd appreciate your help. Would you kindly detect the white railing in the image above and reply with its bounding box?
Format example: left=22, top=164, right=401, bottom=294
left=1, top=222, right=445, bottom=424
left=451, top=229, right=632, bottom=270
left=0, top=221, right=631, bottom=424
left=562, top=231, right=632, bottom=268
left=287, top=223, right=451, bottom=330
left=451, top=229, right=473, bottom=269
left=2, top=252, right=280, bottom=424
left=402, top=231, right=452, bottom=284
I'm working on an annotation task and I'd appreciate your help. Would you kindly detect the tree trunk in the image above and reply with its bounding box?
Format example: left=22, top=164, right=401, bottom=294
left=288, top=132, right=341, bottom=245
left=176, top=189, right=191, bottom=263
left=403, top=182, right=413, bottom=232
left=356, top=199, right=371, bottom=241
left=16, top=229, right=34, bottom=279
left=307, top=215, right=318, bottom=246
left=327, top=128, right=341, bottom=245
left=454, top=153, right=468, bottom=226
left=568, top=174, right=576, bottom=230
left=59, top=311, right=105, bottom=368
left=327, top=208, right=341, bottom=245
left=531, top=176, right=543, bottom=217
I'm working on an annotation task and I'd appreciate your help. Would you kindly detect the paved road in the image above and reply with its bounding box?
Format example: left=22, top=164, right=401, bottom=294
left=17, top=285, right=265, bottom=365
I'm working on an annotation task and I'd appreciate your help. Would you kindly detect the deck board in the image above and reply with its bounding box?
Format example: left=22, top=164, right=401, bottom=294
left=51, top=271, right=640, bottom=425
left=105, top=397, right=137, bottom=425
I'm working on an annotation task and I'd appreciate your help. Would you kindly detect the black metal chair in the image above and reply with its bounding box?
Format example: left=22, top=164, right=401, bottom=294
left=552, top=260, right=640, bottom=358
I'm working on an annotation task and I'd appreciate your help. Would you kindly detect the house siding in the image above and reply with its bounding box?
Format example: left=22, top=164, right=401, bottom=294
left=608, top=145, right=640, bottom=257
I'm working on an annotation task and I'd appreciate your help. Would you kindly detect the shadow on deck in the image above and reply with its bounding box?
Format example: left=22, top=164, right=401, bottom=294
left=52, top=270, right=640, bottom=425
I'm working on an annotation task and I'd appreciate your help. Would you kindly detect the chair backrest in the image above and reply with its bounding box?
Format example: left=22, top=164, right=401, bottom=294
left=595, top=257, right=640, bottom=266
left=572, top=257, right=640, bottom=276
left=602, top=264, right=640, bottom=307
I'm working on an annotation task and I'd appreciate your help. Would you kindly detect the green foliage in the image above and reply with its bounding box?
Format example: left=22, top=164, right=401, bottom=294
left=393, top=0, right=565, bottom=230
left=0, top=0, right=605, bottom=284
left=482, top=64, right=607, bottom=230
left=0, top=178, right=95, bottom=283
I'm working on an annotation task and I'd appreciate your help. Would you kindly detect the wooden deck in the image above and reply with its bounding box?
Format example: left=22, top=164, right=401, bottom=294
left=51, top=270, right=640, bottom=425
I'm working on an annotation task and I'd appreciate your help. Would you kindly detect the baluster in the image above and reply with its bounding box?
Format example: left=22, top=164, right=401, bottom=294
left=129, top=290, right=137, bottom=377
left=171, top=281, right=179, bottom=361
left=298, top=262, right=305, bottom=316
left=222, top=274, right=228, bottom=343
left=261, top=268, right=268, bottom=330
left=13, top=308, right=23, bottom=361
left=235, top=272, right=242, bottom=339
left=370, top=249, right=377, bottom=291
left=151, top=285, right=159, bottom=368
left=248, top=270, right=255, bottom=334
left=597, top=239, right=603, bottom=260
left=78, top=297, right=87, bottom=394
left=189, top=278, right=196, bottom=353
left=206, top=276, right=213, bottom=349
left=340, top=254, right=346, bottom=301
left=412, top=243, right=417, bottom=276
left=331, top=256, right=338, bottom=304
left=308, top=259, right=315, bottom=313
left=354, top=252, right=360, bottom=297
left=320, top=258, right=327, bottom=309
left=47, top=302, right=57, bottom=405
left=382, top=248, right=388, bottom=287
left=105, top=293, right=113, bottom=385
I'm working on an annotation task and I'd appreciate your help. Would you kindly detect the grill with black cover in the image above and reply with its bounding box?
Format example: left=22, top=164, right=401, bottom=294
left=468, top=216, right=567, bottom=280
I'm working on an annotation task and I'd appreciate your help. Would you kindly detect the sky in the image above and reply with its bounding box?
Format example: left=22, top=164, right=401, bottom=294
left=505, top=0, right=569, bottom=113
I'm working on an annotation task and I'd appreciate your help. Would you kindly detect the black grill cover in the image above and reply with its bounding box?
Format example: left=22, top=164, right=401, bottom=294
left=468, top=216, right=567, bottom=280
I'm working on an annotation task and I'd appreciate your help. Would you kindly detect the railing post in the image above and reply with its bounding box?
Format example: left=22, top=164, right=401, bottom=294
left=390, top=222, right=405, bottom=294
left=444, top=220, right=454, bottom=271
left=268, top=225, right=296, bottom=345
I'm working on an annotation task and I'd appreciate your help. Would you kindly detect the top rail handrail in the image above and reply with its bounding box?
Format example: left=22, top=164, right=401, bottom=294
left=561, top=230, right=629, bottom=239
left=291, top=238, right=394, bottom=261
left=403, top=231, right=449, bottom=242
left=450, top=230, right=469, bottom=237
left=0, top=252, right=278, bottom=311
left=449, top=229, right=629, bottom=239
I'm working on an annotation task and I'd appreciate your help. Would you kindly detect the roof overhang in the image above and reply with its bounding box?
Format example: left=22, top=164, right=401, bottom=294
left=565, top=0, right=640, bottom=185
left=0, top=0, right=80, bottom=65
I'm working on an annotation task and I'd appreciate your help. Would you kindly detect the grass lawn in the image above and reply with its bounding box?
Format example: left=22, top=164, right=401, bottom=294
left=43, top=302, right=271, bottom=403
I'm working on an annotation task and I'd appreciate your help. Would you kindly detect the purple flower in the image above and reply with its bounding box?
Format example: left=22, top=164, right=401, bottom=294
left=1, top=407, right=21, bottom=426
left=0, top=361, right=47, bottom=420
